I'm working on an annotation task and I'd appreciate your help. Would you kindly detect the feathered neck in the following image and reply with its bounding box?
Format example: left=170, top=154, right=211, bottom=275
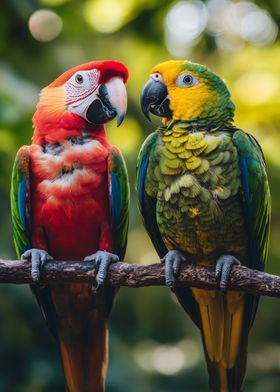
left=162, top=118, right=234, bottom=133
left=32, top=86, right=108, bottom=146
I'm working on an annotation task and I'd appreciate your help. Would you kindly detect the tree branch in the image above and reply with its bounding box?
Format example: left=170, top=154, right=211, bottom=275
left=0, top=258, right=279, bottom=297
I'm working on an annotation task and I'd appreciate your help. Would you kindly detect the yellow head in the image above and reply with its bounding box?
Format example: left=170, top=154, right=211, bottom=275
left=141, top=60, right=235, bottom=128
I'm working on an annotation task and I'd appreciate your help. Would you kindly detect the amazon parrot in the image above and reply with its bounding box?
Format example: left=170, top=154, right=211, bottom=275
left=10, top=60, right=129, bottom=392
left=137, top=60, right=270, bottom=392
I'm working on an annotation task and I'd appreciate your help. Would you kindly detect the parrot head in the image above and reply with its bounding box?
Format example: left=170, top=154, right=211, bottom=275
left=33, top=60, right=128, bottom=143
left=140, top=60, right=235, bottom=128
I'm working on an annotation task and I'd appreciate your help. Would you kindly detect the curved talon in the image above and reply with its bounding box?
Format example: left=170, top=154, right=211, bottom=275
left=84, top=250, right=119, bottom=292
left=215, top=254, right=241, bottom=293
left=21, top=248, right=54, bottom=284
left=161, top=250, right=187, bottom=290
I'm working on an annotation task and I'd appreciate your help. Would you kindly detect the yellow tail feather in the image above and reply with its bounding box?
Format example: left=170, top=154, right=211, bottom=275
left=192, top=288, right=246, bottom=392
left=223, top=292, right=244, bottom=368
left=192, top=288, right=224, bottom=362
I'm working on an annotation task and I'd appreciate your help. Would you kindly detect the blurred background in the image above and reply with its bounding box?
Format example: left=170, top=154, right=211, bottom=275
left=1, top=0, right=280, bottom=391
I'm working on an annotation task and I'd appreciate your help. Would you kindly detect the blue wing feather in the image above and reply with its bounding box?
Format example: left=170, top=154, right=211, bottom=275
left=18, top=177, right=28, bottom=229
left=110, top=170, right=122, bottom=257
left=137, top=154, right=149, bottom=209
left=136, top=132, right=168, bottom=259
left=233, top=130, right=271, bottom=270
left=11, top=146, right=31, bottom=257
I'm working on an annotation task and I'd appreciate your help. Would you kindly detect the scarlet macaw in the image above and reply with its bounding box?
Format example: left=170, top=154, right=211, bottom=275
left=11, top=60, right=129, bottom=392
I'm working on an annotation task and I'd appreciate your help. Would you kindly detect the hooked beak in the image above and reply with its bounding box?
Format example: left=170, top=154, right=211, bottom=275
left=140, top=78, right=172, bottom=122
left=86, top=77, right=127, bottom=126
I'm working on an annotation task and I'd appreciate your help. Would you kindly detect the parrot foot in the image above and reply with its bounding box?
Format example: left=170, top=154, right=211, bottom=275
left=215, top=254, right=241, bottom=293
left=84, top=250, right=119, bottom=293
left=161, top=250, right=187, bottom=291
left=21, top=249, right=54, bottom=285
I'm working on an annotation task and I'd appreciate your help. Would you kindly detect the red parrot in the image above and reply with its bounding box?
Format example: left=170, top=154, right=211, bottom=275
left=11, top=60, right=130, bottom=392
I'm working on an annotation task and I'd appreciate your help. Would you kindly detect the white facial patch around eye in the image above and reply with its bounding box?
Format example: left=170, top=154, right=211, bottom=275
left=150, top=73, right=164, bottom=83
left=65, top=69, right=100, bottom=107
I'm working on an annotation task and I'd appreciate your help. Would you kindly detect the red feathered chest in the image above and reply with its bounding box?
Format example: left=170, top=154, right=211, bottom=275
left=29, top=132, right=113, bottom=260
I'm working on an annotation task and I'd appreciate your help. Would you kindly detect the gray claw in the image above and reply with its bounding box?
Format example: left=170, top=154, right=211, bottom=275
left=215, top=254, right=241, bottom=293
left=21, top=249, right=54, bottom=284
left=161, top=250, right=187, bottom=290
left=84, top=250, right=119, bottom=292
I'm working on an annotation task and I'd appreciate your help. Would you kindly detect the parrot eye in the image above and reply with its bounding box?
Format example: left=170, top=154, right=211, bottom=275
left=183, top=75, right=193, bottom=84
left=150, top=73, right=164, bottom=83
left=176, top=73, right=199, bottom=88
left=75, top=74, right=84, bottom=84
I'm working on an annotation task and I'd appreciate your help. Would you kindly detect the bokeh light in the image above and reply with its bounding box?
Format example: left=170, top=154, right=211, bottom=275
left=165, top=0, right=208, bottom=57
left=225, top=1, right=278, bottom=46
left=240, top=8, right=278, bottom=46
left=28, top=9, right=63, bottom=42
left=83, top=0, right=134, bottom=33
left=152, top=345, right=185, bottom=375
left=165, top=0, right=278, bottom=55
left=215, top=32, right=244, bottom=52
left=133, top=339, right=200, bottom=375
left=206, top=0, right=229, bottom=36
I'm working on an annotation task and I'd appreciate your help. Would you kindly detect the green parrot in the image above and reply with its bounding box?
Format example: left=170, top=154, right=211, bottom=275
left=137, top=60, right=271, bottom=392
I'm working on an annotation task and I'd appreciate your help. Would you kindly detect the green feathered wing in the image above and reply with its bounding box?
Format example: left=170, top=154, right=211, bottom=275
left=136, top=132, right=166, bottom=255
left=101, top=145, right=130, bottom=317
left=108, top=145, right=130, bottom=261
left=233, top=130, right=270, bottom=270
left=11, top=146, right=58, bottom=337
left=10, top=146, right=31, bottom=258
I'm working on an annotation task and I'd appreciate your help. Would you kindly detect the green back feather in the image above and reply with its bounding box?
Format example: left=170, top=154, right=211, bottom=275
left=233, top=130, right=271, bottom=268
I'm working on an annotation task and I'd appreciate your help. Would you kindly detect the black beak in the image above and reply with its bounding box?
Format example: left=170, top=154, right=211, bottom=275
left=140, top=78, right=172, bottom=122
left=86, top=84, right=118, bottom=125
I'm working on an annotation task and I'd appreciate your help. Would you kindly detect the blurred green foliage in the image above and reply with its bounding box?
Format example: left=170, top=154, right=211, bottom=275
left=1, top=0, right=280, bottom=391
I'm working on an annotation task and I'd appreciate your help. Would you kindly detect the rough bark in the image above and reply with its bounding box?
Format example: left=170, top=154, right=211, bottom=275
left=0, top=258, right=279, bottom=297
